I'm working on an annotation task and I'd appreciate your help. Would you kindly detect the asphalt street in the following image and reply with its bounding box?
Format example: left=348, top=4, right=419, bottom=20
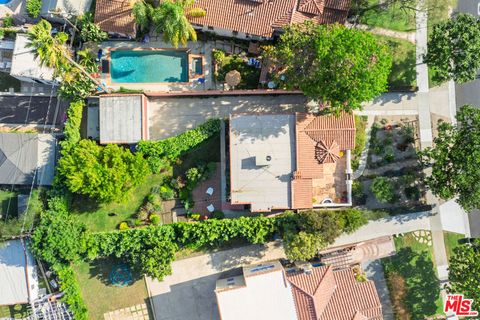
left=455, top=0, right=480, bottom=108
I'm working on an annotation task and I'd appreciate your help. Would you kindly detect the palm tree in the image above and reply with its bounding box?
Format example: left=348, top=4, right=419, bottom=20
left=27, top=20, right=107, bottom=92
left=27, top=19, right=70, bottom=70
left=152, top=0, right=206, bottom=48
left=132, top=0, right=153, bottom=32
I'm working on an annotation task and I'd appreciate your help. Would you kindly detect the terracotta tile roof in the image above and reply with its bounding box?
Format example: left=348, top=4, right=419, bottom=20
left=94, top=0, right=136, bottom=37
left=286, top=266, right=383, bottom=320
left=189, top=0, right=351, bottom=38
left=292, top=112, right=355, bottom=208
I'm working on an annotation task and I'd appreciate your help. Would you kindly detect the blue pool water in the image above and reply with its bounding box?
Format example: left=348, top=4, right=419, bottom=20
left=0, top=0, right=12, bottom=3
left=110, top=50, right=188, bottom=83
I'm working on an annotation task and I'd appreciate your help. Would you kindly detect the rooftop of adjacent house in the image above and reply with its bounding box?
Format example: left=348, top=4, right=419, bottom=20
left=0, top=95, right=68, bottom=126
left=0, top=239, right=39, bottom=306
left=285, top=265, right=382, bottom=320
left=215, top=260, right=299, bottom=320
left=41, top=0, right=92, bottom=17
left=10, top=34, right=55, bottom=81
left=229, top=114, right=296, bottom=211
left=189, top=0, right=352, bottom=38
left=0, top=133, right=56, bottom=186
left=94, top=0, right=136, bottom=37
left=99, top=94, right=147, bottom=144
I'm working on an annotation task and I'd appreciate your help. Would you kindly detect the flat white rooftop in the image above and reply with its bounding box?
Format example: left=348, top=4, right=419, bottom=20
left=230, top=114, right=295, bottom=211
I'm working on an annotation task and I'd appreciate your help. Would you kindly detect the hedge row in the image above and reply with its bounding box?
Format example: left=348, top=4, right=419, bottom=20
left=61, top=99, right=84, bottom=152
left=54, top=265, right=88, bottom=320
left=137, top=118, right=221, bottom=171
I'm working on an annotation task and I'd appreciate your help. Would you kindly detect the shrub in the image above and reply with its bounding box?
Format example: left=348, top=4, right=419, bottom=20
left=212, top=49, right=226, bottom=64
left=137, top=208, right=149, bottom=221
left=159, top=185, right=175, bottom=200
left=339, top=209, right=368, bottom=234
left=189, top=213, right=201, bottom=221
left=61, top=100, right=84, bottom=152
left=26, top=0, right=42, bottom=18
left=119, top=222, right=129, bottom=230
left=134, top=219, right=143, bottom=226
left=3, top=14, right=13, bottom=28
left=353, top=116, right=368, bottom=170
left=144, top=201, right=155, bottom=213
left=212, top=211, right=225, bottom=219
left=150, top=214, right=161, bottom=225
left=370, top=177, right=395, bottom=203
left=352, top=180, right=366, bottom=205
left=186, top=167, right=201, bottom=183
left=405, top=186, right=420, bottom=201
left=147, top=193, right=162, bottom=209
left=383, top=146, right=395, bottom=163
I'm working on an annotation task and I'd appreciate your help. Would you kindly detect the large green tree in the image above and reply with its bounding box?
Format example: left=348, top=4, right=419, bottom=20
left=420, top=105, right=480, bottom=211
left=30, top=197, right=88, bottom=265
left=447, top=239, right=480, bottom=314
left=265, top=22, right=392, bottom=113
left=426, top=13, right=480, bottom=84
left=57, top=140, right=150, bottom=203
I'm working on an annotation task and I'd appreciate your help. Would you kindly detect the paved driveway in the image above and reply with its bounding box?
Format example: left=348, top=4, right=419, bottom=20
left=146, top=241, right=286, bottom=320
left=147, top=95, right=307, bottom=139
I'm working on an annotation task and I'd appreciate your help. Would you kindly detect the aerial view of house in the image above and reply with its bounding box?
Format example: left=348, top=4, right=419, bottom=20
left=0, top=0, right=478, bottom=319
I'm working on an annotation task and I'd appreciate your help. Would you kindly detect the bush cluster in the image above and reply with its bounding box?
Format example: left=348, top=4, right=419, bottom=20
left=370, top=176, right=396, bottom=203
left=26, top=0, right=42, bottom=18
left=137, top=119, right=221, bottom=171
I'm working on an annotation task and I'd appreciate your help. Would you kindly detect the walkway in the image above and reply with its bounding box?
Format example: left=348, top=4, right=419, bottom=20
left=349, top=23, right=415, bottom=43
left=333, top=210, right=433, bottom=247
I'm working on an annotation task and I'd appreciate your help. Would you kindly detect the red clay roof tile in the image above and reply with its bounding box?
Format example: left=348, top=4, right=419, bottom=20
left=94, top=0, right=136, bottom=37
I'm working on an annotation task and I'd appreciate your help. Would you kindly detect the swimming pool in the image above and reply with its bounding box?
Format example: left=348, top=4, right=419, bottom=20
left=0, top=0, right=12, bottom=4
left=110, top=50, right=188, bottom=83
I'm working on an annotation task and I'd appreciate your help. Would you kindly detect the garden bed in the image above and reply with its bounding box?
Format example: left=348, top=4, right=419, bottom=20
left=382, top=232, right=443, bottom=318
left=353, top=116, right=427, bottom=211
left=213, top=49, right=260, bottom=89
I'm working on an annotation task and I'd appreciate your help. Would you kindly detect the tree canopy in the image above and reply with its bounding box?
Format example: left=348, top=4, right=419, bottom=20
left=426, top=13, right=480, bottom=84
left=420, top=105, right=480, bottom=211
left=57, top=140, right=150, bottom=203
left=447, top=239, right=480, bottom=313
left=132, top=0, right=205, bottom=47
left=265, top=22, right=392, bottom=113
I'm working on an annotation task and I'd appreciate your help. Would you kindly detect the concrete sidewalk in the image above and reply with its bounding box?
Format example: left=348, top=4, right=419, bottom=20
left=334, top=210, right=432, bottom=247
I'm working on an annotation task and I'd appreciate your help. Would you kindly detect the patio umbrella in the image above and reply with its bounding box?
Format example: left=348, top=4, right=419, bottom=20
left=315, top=140, right=340, bottom=164
left=225, top=70, right=241, bottom=88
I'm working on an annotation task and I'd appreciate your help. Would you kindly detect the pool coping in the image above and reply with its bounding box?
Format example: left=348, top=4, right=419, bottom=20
left=100, top=47, right=206, bottom=86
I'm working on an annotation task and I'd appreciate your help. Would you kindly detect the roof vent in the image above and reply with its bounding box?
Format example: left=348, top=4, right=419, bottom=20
left=256, top=154, right=272, bottom=166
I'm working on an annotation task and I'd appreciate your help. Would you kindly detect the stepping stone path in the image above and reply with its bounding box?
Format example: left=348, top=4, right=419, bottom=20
left=104, top=303, right=150, bottom=320
left=412, top=230, right=433, bottom=246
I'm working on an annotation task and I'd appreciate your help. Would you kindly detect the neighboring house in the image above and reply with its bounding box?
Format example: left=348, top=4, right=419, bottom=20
left=215, top=260, right=383, bottom=320
left=94, top=0, right=136, bottom=38
left=0, top=239, right=39, bottom=306
left=0, top=133, right=56, bottom=186
left=229, top=113, right=355, bottom=212
left=93, top=94, right=149, bottom=144
left=0, top=40, right=14, bottom=74
left=41, top=0, right=92, bottom=22
left=0, top=95, right=68, bottom=128
left=189, top=0, right=352, bottom=40
left=10, top=34, right=55, bottom=85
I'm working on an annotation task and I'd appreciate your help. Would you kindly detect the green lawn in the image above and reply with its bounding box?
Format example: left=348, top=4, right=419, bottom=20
left=382, top=232, right=444, bottom=318
left=443, top=231, right=464, bottom=261
left=74, top=258, right=152, bottom=320
left=0, top=188, right=43, bottom=238
left=71, top=173, right=169, bottom=232
left=359, top=0, right=416, bottom=32
left=0, top=304, right=31, bottom=319
left=375, top=35, right=416, bottom=88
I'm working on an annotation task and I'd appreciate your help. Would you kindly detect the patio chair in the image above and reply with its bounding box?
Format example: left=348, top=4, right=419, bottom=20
left=206, top=187, right=214, bottom=196
left=207, top=204, right=215, bottom=213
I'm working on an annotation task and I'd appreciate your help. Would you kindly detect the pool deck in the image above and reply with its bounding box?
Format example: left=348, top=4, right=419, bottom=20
left=99, top=39, right=214, bottom=92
